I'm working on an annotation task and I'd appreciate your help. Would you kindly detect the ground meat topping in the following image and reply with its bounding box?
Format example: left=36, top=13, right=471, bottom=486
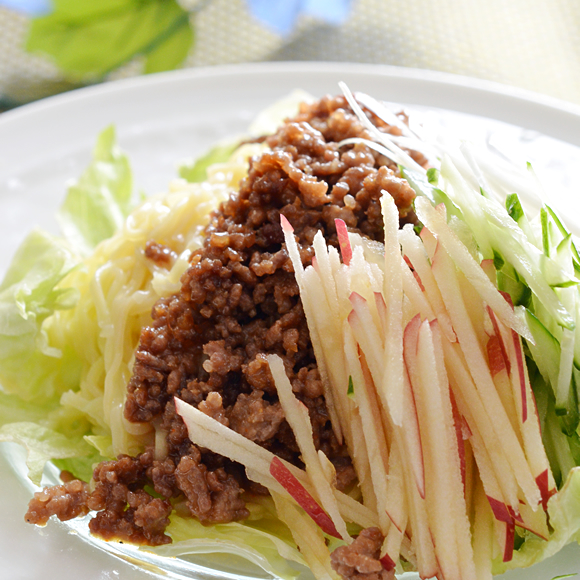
left=25, top=479, right=90, bottom=525
left=28, top=94, right=424, bottom=547
left=145, top=240, right=177, bottom=266
left=331, top=527, right=394, bottom=580
left=175, top=450, right=249, bottom=523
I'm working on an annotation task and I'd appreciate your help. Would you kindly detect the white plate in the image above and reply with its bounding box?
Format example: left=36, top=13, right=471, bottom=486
left=2, top=61, right=580, bottom=580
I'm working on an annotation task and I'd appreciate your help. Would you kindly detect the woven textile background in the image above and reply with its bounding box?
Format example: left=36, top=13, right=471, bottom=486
left=1, top=0, right=580, bottom=108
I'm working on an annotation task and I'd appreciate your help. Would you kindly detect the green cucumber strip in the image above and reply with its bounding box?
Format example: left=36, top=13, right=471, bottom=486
left=541, top=207, right=550, bottom=257
left=558, top=366, right=580, bottom=436
left=506, top=193, right=524, bottom=223
left=546, top=204, right=580, bottom=267
left=525, top=310, right=560, bottom=391
left=556, top=328, right=576, bottom=419
left=497, top=270, right=531, bottom=308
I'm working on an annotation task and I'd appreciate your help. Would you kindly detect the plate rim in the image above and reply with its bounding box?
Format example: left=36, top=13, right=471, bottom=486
left=2, top=61, right=580, bottom=130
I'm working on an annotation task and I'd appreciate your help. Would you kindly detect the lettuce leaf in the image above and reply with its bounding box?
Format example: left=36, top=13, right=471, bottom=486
left=0, top=126, right=136, bottom=482
left=494, top=467, right=580, bottom=575
left=0, top=422, right=95, bottom=484
left=57, top=125, right=136, bottom=255
left=0, top=229, right=80, bottom=403
left=179, top=139, right=241, bottom=183
left=150, top=498, right=307, bottom=580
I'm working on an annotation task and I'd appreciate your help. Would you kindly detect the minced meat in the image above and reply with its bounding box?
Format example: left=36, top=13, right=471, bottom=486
left=26, top=95, right=422, bottom=557
left=331, top=527, right=395, bottom=580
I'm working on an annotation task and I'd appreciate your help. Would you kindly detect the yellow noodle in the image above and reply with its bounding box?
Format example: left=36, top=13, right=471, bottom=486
left=52, top=141, right=267, bottom=457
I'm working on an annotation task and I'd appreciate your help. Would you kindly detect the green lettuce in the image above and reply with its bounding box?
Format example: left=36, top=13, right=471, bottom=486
left=0, top=229, right=80, bottom=403
left=57, top=125, right=136, bottom=255
left=179, top=139, right=241, bottom=183
left=0, top=422, right=97, bottom=484
left=149, top=498, right=308, bottom=580
left=494, top=468, right=580, bottom=574
left=0, top=126, right=137, bottom=481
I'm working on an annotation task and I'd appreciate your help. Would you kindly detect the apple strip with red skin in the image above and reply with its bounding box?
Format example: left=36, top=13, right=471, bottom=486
left=442, top=339, right=521, bottom=517
left=267, top=354, right=351, bottom=542
left=430, top=320, right=479, bottom=579
left=350, top=299, right=425, bottom=498
left=457, top=268, right=488, bottom=351
left=313, top=230, right=343, bottom=322
left=415, top=197, right=532, bottom=342
left=472, top=477, right=494, bottom=580
left=342, top=323, right=391, bottom=533
left=431, top=240, right=541, bottom=508
left=494, top=516, right=516, bottom=563
left=515, top=499, right=549, bottom=541
left=480, top=258, right=496, bottom=285
left=420, top=224, right=438, bottom=261
left=303, top=238, right=383, bottom=511
left=280, top=215, right=343, bottom=444
left=490, top=308, right=557, bottom=505
left=271, top=491, right=341, bottom=580
left=269, top=457, right=342, bottom=539
left=335, top=218, right=353, bottom=266
left=380, top=193, right=406, bottom=427
left=400, top=256, right=436, bottom=323
left=399, top=224, right=456, bottom=343
left=449, top=389, right=467, bottom=493
left=174, top=397, right=379, bottom=531
left=410, top=319, right=476, bottom=580
left=486, top=338, right=522, bottom=443
left=375, top=292, right=387, bottom=334
left=400, top=458, right=439, bottom=580
left=291, top=270, right=380, bottom=515
left=381, top=441, right=409, bottom=567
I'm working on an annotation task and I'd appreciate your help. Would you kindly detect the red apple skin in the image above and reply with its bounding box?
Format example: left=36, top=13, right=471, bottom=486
left=480, top=259, right=496, bottom=283
left=536, top=469, right=557, bottom=510
left=503, top=521, right=516, bottom=562
left=403, top=314, right=422, bottom=365
left=506, top=505, right=524, bottom=526
left=269, top=456, right=341, bottom=539
left=487, top=335, right=507, bottom=378
left=374, top=292, right=387, bottom=334
left=419, top=227, right=437, bottom=260
left=384, top=508, right=404, bottom=534
left=403, top=255, right=426, bottom=291
left=380, top=553, right=396, bottom=572
left=486, top=495, right=513, bottom=524
left=510, top=328, right=528, bottom=423
left=449, top=390, right=467, bottom=493
left=400, top=315, right=427, bottom=499
left=280, top=213, right=294, bottom=233
left=486, top=306, right=511, bottom=375
left=335, top=218, right=352, bottom=266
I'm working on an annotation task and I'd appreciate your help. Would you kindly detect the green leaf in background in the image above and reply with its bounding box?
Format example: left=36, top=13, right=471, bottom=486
left=26, top=0, right=194, bottom=80
left=144, top=11, right=194, bottom=74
